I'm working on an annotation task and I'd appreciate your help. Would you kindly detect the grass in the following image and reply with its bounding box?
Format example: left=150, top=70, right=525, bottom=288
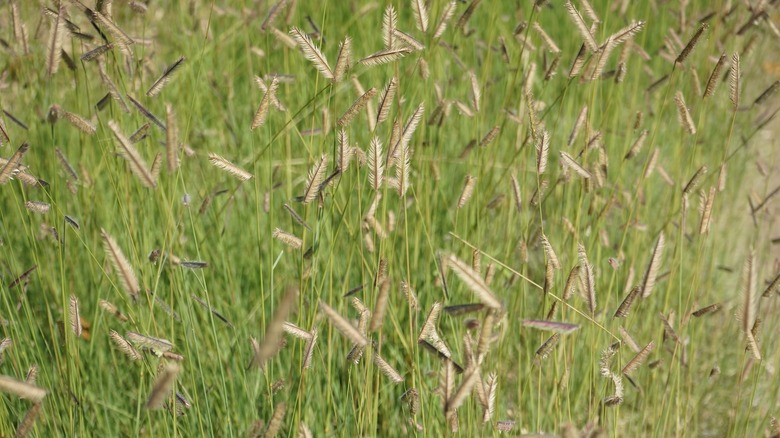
left=1, top=0, right=780, bottom=436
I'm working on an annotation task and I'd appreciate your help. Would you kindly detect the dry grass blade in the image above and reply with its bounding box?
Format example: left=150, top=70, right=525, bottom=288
left=260, top=0, right=290, bottom=31
left=301, top=154, right=328, bottom=203
left=622, top=341, right=654, bottom=375
left=46, top=7, right=66, bottom=76
left=568, top=105, right=588, bottom=146
left=682, top=166, right=707, bottom=196
left=419, top=325, right=454, bottom=363
left=589, top=36, right=615, bottom=81
left=302, top=328, right=317, bottom=370
left=109, top=330, right=142, bottom=360
left=559, top=151, right=591, bottom=179
left=346, top=311, right=370, bottom=364
left=704, top=54, right=726, bottom=98
left=510, top=175, right=522, bottom=212
left=533, top=22, right=561, bottom=54
left=675, top=24, right=707, bottom=65
left=579, top=0, right=599, bottom=22
left=252, top=77, right=279, bottom=130
left=253, top=288, right=298, bottom=368
left=126, top=95, right=166, bottom=131
left=383, top=5, right=397, bottom=49
left=440, top=360, right=456, bottom=409
left=762, top=271, right=780, bottom=298
left=739, top=250, right=760, bottom=360
left=564, top=1, right=598, bottom=52
left=190, top=294, right=233, bottom=328
left=534, top=333, right=561, bottom=365
left=692, top=303, right=721, bottom=317
left=55, top=148, right=78, bottom=181
left=90, top=10, right=134, bottom=55
left=338, top=88, right=377, bottom=127
left=419, top=302, right=443, bottom=340
left=618, top=326, right=640, bottom=353
left=373, top=351, right=404, bottom=383
left=368, top=137, right=384, bottom=191
left=393, top=102, right=424, bottom=162
left=729, top=53, right=740, bottom=108
left=614, top=285, right=641, bottom=318
left=15, top=400, right=42, bottom=438
left=97, top=59, right=130, bottom=113
left=25, top=201, right=50, bottom=214
left=0, top=118, right=9, bottom=145
left=146, top=57, right=185, bottom=97
left=359, top=48, right=412, bottom=67
left=127, top=332, right=173, bottom=352
left=394, top=28, right=427, bottom=51
left=319, top=301, right=368, bottom=347
left=57, top=108, right=96, bottom=135
left=264, top=402, right=287, bottom=437
left=479, top=125, right=500, bottom=147
left=10, top=2, right=27, bottom=56
left=640, top=232, right=665, bottom=298
left=272, top=228, right=303, bottom=249
left=569, top=44, right=588, bottom=78
left=443, top=303, right=485, bottom=316
left=333, top=37, right=352, bottom=83
left=411, top=0, right=429, bottom=33
left=81, top=43, right=114, bottom=62
left=610, top=20, right=645, bottom=45
left=536, top=130, right=549, bottom=174
left=69, top=295, right=82, bottom=338
left=561, top=265, right=580, bottom=301
left=298, top=422, right=313, bottom=438
left=433, top=2, right=457, bottom=39
left=482, top=372, right=497, bottom=423
left=289, top=27, right=333, bottom=79
left=446, top=254, right=502, bottom=309
left=165, top=104, right=179, bottom=173
left=283, top=203, right=312, bottom=231
left=469, top=71, right=481, bottom=112
left=108, top=120, right=156, bottom=188
left=0, top=338, right=11, bottom=362
left=658, top=312, right=680, bottom=344
left=376, top=77, right=398, bottom=126
left=674, top=91, right=696, bottom=135
left=624, top=129, right=648, bottom=160
left=456, top=175, right=476, bottom=209
left=446, top=366, right=480, bottom=414
left=401, top=388, right=420, bottom=416
left=101, top=229, right=141, bottom=300
left=349, top=75, right=376, bottom=132
left=0, top=143, right=30, bottom=184
left=699, top=186, right=716, bottom=234
left=370, top=280, right=391, bottom=332
left=522, top=320, right=580, bottom=334
left=208, top=153, right=253, bottom=181
left=578, top=244, right=596, bottom=315
left=145, top=363, right=180, bottom=410
left=0, top=375, right=47, bottom=401
left=254, top=76, right=287, bottom=112
left=271, top=27, right=297, bottom=48
left=540, top=235, right=561, bottom=270
left=336, top=129, right=352, bottom=172
left=100, top=300, right=129, bottom=322
left=753, top=80, right=780, bottom=107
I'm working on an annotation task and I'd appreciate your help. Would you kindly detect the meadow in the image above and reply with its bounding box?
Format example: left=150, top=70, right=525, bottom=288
left=1, top=0, right=780, bottom=436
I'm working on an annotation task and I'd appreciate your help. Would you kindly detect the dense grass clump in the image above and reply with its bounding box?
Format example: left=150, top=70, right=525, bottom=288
left=1, top=1, right=779, bottom=436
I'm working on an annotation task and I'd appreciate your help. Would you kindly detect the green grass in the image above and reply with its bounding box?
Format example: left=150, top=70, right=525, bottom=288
left=1, top=1, right=779, bottom=436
